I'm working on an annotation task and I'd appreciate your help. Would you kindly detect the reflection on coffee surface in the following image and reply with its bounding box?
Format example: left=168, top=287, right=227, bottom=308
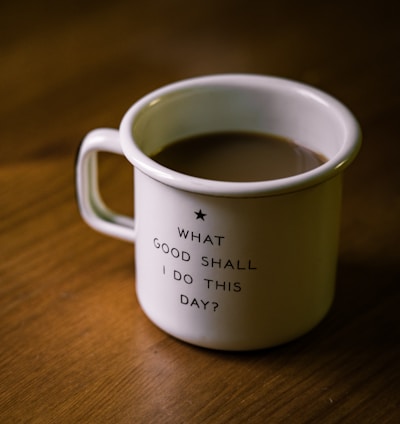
left=151, top=131, right=327, bottom=182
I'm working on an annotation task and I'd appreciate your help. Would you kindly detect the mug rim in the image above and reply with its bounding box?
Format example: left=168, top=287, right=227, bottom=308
left=119, top=74, right=361, bottom=197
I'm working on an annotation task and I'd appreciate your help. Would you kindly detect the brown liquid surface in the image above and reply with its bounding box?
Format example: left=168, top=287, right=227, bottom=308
left=151, top=132, right=327, bottom=182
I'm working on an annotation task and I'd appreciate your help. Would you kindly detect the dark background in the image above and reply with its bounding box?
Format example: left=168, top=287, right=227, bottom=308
left=1, top=1, right=399, bottom=422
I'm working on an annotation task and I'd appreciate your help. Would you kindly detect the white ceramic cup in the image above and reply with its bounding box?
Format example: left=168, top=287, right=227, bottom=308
left=76, top=74, right=361, bottom=351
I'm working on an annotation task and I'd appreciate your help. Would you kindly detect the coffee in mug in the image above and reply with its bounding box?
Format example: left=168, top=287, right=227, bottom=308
left=150, top=131, right=327, bottom=182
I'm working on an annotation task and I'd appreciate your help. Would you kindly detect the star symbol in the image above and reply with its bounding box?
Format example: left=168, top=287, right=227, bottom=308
left=194, top=209, right=207, bottom=220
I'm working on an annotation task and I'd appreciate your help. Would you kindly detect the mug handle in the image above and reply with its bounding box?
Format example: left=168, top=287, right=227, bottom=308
left=75, top=128, right=136, bottom=243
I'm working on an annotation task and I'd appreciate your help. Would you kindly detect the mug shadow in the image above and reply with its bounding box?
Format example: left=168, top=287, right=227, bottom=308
left=302, top=258, right=397, bottom=353
left=208, top=258, right=400, bottom=361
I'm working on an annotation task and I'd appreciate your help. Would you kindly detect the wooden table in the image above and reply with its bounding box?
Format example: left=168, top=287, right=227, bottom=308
left=1, top=1, right=399, bottom=422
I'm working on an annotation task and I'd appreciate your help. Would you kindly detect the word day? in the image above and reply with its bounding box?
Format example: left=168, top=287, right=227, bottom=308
left=180, top=294, right=219, bottom=311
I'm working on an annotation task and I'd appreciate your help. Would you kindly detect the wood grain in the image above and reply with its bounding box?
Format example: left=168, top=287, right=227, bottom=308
left=1, top=1, right=399, bottom=422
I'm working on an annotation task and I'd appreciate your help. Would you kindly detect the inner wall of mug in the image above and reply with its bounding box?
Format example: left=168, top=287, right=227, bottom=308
left=132, top=84, right=346, bottom=160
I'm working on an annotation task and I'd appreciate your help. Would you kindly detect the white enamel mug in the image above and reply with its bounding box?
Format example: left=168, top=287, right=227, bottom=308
left=76, top=74, right=361, bottom=351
